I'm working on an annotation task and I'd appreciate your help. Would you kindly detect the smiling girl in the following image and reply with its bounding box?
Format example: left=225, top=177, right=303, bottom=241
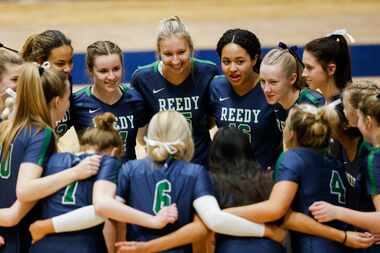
left=71, top=40, right=148, bottom=160
left=131, top=16, right=218, bottom=165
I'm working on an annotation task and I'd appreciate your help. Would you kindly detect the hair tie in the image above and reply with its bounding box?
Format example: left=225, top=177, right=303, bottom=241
left=38, top=61, right=50, bottom=76
left=326, top=29, right=355, bottom=43
left=327, top=98, right=342, bottom=109
left=144, top=136, right=182, bottom=155
left=0, top=42, right=19, bottom=53
left=278, top=42, right=304, bottom=67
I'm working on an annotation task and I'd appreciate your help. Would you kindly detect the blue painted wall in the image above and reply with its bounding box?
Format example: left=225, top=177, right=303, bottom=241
left=72, top=44, right=380, bottom=84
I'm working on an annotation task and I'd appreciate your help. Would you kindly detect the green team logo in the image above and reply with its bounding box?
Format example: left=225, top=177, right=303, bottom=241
left=62, top=181, right=79, bottom=205
left=330, top=170, right=346, bottom=204
left=153, top=179, right=172, bottom=214
left=228, top=123, right=252, bottom=142
left=0, top=144, right=13, bottom=179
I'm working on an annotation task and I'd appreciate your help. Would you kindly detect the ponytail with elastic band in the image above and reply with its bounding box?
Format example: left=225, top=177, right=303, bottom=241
left=327, top=29, right=355, bottom=43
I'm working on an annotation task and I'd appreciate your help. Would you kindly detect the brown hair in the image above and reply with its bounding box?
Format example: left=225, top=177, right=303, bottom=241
left=286, top=104, right=331, bottom=149
left=21, top=30, right=72, bottom=63
left=304, top=34, right=352, bottom=90
left=80, top=112, right=123, bottom=157
left=86, top=40, right=123, bottom=73
left=0, top=63, right=67, bottom=160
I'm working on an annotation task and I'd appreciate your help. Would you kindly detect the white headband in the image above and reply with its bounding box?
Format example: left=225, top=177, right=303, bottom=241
left=327, top=29, right=355, bottom=43
left=144, top=136, right=182, bottom=155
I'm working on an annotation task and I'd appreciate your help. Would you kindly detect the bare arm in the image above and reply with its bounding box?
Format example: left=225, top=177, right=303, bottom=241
left=309, top=195, right=380, bottom=233
left=16, top=155, right=101, bottom=202
left=93, top=180, right=176, bottom=229
left=225, top=181, right=298, bottom=223
left=0, top=200, right=35, bottom=227
left=283, top=210, right=374, bottom=248
left=115, top=215, right=208, bottom=253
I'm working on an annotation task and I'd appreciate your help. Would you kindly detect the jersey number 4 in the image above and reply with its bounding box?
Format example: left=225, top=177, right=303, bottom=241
left=330, top=170, right=346, bottom=204
left=153, top=179, right=172, bottom=214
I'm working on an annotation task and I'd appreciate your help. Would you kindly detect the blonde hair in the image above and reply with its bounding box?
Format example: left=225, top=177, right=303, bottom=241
left=343, top=80, right=380, bottom=109
left=80, top=112, right=123, bottom=158
left=0, top=49, right=24, bottom=80
left=146, top=110, right=194, bottom=162
left=286, top=104, right=332, bottom=149
left=261, top=48, right=306, bottom=89
left=359, top=94, right=380, bottom=124
left=156, top=16, right=194, bottom=54
left=0, top=63, right=67, bottom=160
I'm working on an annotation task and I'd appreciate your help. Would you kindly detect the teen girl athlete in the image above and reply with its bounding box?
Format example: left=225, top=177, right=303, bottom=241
left=114, top=123, right=371, bottom=253
left=71, top=40, right=148, bottom=160
left=260, top=43, right=325, bottom=132
left=223, top=104, right=374, bottom=253
left=112, top=110, right=277, bottom=253
left=302, top=31, right=353, bottom=103
left=0, top=63, right=99, bottom=252
left=209, top=28, right=281, bottom=169
left=131, top=16, right=218, bottom=165
left=20, top=30, right=74, bottom=135
left=0, top=48, right=23, bottom=120
left=310, top=92, right=380, bottom=253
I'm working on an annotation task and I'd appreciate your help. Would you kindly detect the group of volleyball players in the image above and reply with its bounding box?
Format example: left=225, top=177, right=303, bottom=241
left=0, top=15, right=379, bottom=253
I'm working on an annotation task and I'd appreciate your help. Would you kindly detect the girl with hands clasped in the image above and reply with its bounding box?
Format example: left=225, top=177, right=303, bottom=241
left=310, top=91, right=380, bottom=252
left=223, top=104, right=374, bottom=253
left=0, top=63, right=98, bottom=253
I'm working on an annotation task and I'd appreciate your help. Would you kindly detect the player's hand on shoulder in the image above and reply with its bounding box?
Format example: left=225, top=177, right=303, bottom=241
left=154, top=203, right=178, bottom=229
left=72, top=154, right=102, bottom=180
left=308, top=201, right=340, bottom=222
left=115, top=241, right=150, bottom=253
left=345, top=231, right=374, bottom=248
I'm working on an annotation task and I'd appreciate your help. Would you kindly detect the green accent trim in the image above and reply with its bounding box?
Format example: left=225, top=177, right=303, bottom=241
left=120, top=83, right=129, bottom=93
left=137, top=61, right=159, bottom=73
left=37, top=128, right=53, bottom=166
left=274, top=152, right=286, bottom=181
left=213, top=75, right=225, bottom=80
left=367, top=149, right=380, bottom=195
left=192, top=58, right=217, bottom=66
left=298, top=88, right=319, bottom=105
left=74, top=86, right=91, bottom=96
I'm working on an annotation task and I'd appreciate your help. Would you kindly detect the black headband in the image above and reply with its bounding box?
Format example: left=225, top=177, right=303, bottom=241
left=0, top=42, right=19, bottom=53
left=278, top=42, right=304, bottom=68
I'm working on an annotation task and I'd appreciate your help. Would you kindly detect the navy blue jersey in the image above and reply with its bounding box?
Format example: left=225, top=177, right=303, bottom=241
left=365, top=147, right=380, bottom=204
left=209, top=75, right=281, bottom=168
left=55, top=79, right=73, bottom=136
left=131, top=59, right=218, bottom=165
left=70, top=84, right=148, bottom=160
left=274, top=147, right=352, bottom=253
left=30, top=153, right=121, bottom=253
left=0, top=126, right=54, bottom=253
left=116, top=158, right=214, bottom=253
left=216, top=236, right=285, bottom=253
left=275, top=88, right=325, bottom=132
